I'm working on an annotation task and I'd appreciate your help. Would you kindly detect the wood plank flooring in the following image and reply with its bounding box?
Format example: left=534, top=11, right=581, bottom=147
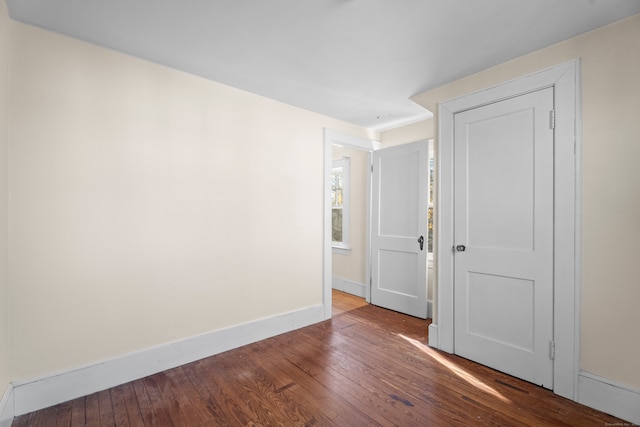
left=13, top=290, right=626, bottom=426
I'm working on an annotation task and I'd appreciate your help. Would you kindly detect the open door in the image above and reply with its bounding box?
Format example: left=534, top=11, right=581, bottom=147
left=371, top=141, right=428, bottom=319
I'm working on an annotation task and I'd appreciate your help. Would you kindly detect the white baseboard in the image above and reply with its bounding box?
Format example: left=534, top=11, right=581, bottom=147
left=332, top=277, right=366, bottom=298
left=428, top=323, right=438, bottom=348
left=12, top=304, right=324, bottom=416
left=423, top=327, right=640, bottom=424
left=578, top=371, right=640, bottom=424
left=0, top=384, right=14, bottom=427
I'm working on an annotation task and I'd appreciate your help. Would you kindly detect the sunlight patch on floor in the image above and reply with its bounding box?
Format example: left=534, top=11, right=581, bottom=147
left=398, top=334, right=511, bottom=404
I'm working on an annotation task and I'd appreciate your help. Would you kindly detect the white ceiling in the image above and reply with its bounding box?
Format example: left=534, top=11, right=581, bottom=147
left=6, top=0, right=640, bottom=131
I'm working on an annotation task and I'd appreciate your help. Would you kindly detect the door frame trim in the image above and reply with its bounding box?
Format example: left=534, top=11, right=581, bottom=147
left=434, top=60, right=581, bottom=400
left=323, top=129, right=380, bottom=320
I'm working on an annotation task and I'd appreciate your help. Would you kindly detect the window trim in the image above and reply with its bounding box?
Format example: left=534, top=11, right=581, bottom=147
left=331, top=157, right=350, bottom=252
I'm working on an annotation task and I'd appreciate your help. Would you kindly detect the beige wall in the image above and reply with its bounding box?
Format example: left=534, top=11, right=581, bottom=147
left=7, top=20, right=371, bottom=381
left=332, top=145, right=368, bottom=284
left=4, top=1, right=639, bottom=399
left=412, top=14, right=640, bottom=388
left=380, top=118, right=433, bottom=147
left=0, top=0, right=10, bottom=395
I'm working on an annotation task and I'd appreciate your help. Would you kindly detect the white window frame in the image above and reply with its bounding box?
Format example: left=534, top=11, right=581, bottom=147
left=331, top=157, right=350, bottom=254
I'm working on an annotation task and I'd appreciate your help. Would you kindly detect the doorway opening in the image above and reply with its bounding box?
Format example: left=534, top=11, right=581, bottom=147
left=324, top=130, right=435, bottom=321
left=330, top=144, right=369, bottom=305
left=323, top=129, right=378, bottom=320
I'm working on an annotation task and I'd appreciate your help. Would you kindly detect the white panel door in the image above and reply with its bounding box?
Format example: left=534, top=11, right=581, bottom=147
left=371, top=141, right=428, bottom=319
left=454, top=87, right=554, bottom=388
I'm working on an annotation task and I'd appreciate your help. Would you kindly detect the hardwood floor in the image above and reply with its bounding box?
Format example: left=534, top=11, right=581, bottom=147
left=331, top=288, right=368, bottom=315
left=13, top=290, right=626, bottom=426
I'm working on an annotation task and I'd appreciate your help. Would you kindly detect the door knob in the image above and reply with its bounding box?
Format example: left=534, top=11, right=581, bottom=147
left=418, top=236, right=424, bottom=251
left=456, top=245, right=466, bottom=252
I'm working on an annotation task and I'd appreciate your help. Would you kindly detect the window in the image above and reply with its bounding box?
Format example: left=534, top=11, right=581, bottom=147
left=332, top=157, right=350, bottom=251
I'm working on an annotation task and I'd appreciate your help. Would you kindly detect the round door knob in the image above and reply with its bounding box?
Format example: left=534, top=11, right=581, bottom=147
left=456, top=245, right=466, bottom=252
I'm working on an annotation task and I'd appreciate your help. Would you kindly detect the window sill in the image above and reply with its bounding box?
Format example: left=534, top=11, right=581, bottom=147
left=332, top=246, right=351, bottom=255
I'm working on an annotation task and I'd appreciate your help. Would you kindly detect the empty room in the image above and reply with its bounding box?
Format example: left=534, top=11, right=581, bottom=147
left=1, top=1, right=639, bottom=425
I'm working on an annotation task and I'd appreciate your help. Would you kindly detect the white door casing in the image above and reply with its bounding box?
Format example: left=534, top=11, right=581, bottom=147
left=453, top=87, right=554, bottom=388
left=371, top=141, right=429, bottom=319
left=435, top=60, right=580, bottom=400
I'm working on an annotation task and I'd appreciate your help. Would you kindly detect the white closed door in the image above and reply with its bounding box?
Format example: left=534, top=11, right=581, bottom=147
left=371, top=141, right=428, bottom=319
left=454, top=87, right=554, bottom=388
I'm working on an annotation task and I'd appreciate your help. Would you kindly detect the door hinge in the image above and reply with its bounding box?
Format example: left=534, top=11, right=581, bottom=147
left=550, top=110, right=556, bottom=130
left=550, top=341, right=556, bottom=360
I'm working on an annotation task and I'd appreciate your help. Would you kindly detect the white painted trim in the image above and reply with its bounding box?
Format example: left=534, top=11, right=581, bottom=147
left=428, top=324, right=438, bottom=348
left=573, top=65, right=584, bottom=401
left=436, top=100, right=455, bottom=352
left=427, top=255, right=434, bottom=319
left=0, top=384, right=14, bottom=427
left=331, top=246, right=351, bottom=255
left=11, top=304, right=323, bottom=416
left=578, top=371, right=640, bottom=424
left=332, top=277, right=366, bottom=298
left=435, top=60, right=581, bottom=400
left=323, top=129, right=378, bottom=319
